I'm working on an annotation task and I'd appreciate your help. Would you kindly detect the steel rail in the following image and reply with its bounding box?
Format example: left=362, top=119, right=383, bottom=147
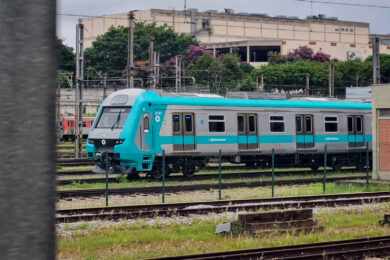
left=153, top=236, right=390, bottom=259
left=56, top=175, right=367, bottom=198
left=56, top=191, right=390, bottom=223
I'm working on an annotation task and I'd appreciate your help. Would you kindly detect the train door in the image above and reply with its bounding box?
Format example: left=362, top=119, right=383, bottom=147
left=238, top=113, right=258, bottom=150
left=348, top=115, right=365, bottom=148
left=296, top=114, right=315, bottom=149
left=141, top=114, right=152, bottom=152
left=172, top=112, right=196, bottom=151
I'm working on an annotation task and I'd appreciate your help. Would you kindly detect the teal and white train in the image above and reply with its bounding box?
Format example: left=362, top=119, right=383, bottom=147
left=86, top=88, right=372, bottom=178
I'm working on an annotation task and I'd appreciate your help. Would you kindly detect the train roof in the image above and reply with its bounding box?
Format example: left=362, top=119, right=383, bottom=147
left=104, top=89, right=372, bottom=111
left=146, top=90, right=372, bottom=111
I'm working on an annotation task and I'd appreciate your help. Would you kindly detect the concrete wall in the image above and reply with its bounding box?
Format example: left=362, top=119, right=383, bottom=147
left=82, top=9, right=378, bottom=61
left=58, top=87, right=118, bottom=116
left=372, top=85, right=390, bottom=180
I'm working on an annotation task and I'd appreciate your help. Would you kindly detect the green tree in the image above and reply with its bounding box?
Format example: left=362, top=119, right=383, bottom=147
left=57, top=38, right=75, bottom=72
left=187, top=54, right=249, bottom=93
left=85, top=23, right=197, bottom=77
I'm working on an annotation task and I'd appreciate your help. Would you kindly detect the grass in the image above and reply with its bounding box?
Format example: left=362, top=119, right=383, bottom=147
left=57, top=202, right=390, bottom=260
left=56, top=182, right=390, bottom=209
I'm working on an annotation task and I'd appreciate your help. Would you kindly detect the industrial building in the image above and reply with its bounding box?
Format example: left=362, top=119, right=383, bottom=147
left=372, top=85, right=390, bottom=180
left=82, top=8, right=390, bottom=65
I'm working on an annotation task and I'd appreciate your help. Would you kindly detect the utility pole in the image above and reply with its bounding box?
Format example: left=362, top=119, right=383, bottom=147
left=372, top=35, right=381, bottom=85
left=149, top=37, right=156, bottom=88
left=75, top=19, right=84, bottom=159
left=155, top=52, right=160, bottom=88
left=175, top=55, right=182, bottom=92
left=103, top=73, right=108, bottom=100
left=328, top=60, right=335, bottom=97
left=257, top=75, right=264, bottom=92
left=305, top=73, right=310, bottom=96
left=127, top=11, right=135, bottom=88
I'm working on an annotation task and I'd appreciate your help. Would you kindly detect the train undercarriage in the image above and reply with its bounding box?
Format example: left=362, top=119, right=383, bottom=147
left=141, top=151, right=372, bottom=179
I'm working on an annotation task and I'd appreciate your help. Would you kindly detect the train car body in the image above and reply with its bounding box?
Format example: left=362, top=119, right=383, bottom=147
left=61, top=116, right=94, bottom=140
left=87, top=89, right=372, bottom=178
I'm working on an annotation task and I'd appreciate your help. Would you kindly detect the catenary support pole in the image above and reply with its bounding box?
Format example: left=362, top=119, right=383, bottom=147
left=372, top=35, right=381, bottom=85
left=127, top=11, right=135, bottom=88
left=218, top=149, right=222, bottom=200
left=323, top=144, right=328, bottom=193
left=272, top=148, right=275, bottom=197
left=0, top=0, right=56, bottom=258
left=75, top=20, right=84, bottom=159
left=162, top=150, right=166, bottom=204
left=366, top=141, right=370, bottom=188
left=105, top=153, right=109, bottom=207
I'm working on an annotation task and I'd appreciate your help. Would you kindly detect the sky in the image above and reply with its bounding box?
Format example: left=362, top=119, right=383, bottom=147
left=58, top=0, right=390, bottom=48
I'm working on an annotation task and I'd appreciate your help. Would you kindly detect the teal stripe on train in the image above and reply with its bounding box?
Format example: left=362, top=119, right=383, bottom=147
left=158, top=134, right=372, bottom=145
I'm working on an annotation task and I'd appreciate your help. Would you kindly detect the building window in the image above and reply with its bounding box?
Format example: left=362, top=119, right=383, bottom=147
left=270, top=116, right=285, bottom=132
left=209, top=115, right=225, bottom=132
left=325, top=116, right=338, bottom=132
left=331, top=42, right=337, bottom=46
left=379, top=109, right=390, bottom=118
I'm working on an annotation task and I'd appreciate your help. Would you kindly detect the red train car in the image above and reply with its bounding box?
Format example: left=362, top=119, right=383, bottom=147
left=61, top=116, right=95, bottom=141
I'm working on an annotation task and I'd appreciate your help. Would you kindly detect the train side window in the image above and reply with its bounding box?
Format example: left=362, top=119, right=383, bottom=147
left=238, top=115, right=245, bottom=133
left=248, top=115, right=256, bottom=133
left=172, top=114, right=181, bottom=133
left=296, top=116, right=303, bottom=133
left=348, top=116, right=353, bottom=133
left=305, top=116, right=313, bottom=133
left=209, top=115, right=225, bottom=132
left=325, top=116, right=338, bottom=132
left=184, top=114, right=193, bottom=132
left=356, top=116, right=363, bottom=133
left=143, top=116, right=150, bottom=132
left=270, top=116, right=285, bottom=132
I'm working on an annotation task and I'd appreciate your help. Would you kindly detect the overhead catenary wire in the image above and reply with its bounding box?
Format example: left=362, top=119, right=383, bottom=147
left=296, top=0, right=390, bottom=9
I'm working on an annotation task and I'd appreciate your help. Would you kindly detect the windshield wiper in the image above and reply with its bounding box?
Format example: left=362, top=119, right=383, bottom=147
left=111, top=110, right=122, bottom=130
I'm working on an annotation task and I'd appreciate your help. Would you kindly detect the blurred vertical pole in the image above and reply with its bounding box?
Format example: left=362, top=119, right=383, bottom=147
left=372, top=35, right=381, bottom=85
left=102, top=73, right=107, bottom=100
left=127, top=11, right=135, bottom=88
left=218, top=149, right=222, bottom=200
left=162, top=150, right=166, bottom=204
left=323, top=145, right=328, bottom=193
left=272, top=148, right=275, bottom=197
left=305, top=73, right=310, bottom=96
left=366, top=141, right=370, bottom=188
left=0, top=0, right=56, bottom=258
left=75, top=20, right=84, bottom=159
left=105, top=154, right=109, bottom=207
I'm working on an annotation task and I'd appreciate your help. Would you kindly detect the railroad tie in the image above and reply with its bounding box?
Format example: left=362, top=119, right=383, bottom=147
left=218, top=209, right=322, bottom=236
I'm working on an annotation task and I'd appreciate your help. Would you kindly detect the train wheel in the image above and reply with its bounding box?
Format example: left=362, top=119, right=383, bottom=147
left=310, top=163, right=319, bottom=171
left=332, top=163, right=342, bottom=172
left=150, top=166, right=170, bottom=180
left=182, top=160, right=196, bottom=178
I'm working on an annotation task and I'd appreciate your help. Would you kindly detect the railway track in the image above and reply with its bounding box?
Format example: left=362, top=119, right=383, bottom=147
left=57, top=158, right=93, bottom=167
left=56, top=169, right=363, bottom=185
left=57, top=174, right=367, bottom=199
left=57, top=191, right=390, bottom=223
left=154, top=236, right=390, bottom=259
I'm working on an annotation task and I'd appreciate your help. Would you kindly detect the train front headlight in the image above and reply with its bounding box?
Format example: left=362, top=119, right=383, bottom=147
left=115, top=139, right=125, bottom=145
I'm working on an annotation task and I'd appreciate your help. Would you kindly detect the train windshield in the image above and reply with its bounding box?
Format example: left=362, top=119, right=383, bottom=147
left=95, top=107, right=131, bottom=129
